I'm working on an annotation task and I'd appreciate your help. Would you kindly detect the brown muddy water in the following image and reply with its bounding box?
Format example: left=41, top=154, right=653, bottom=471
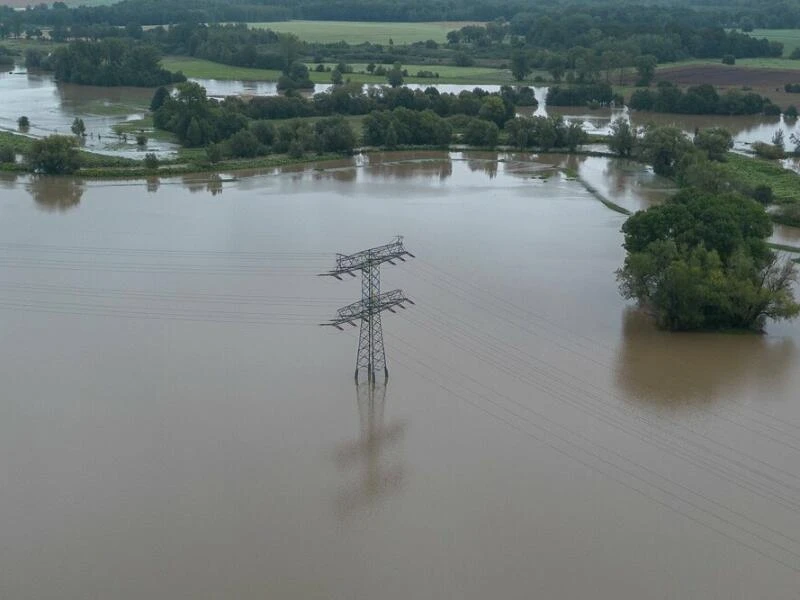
left=1, top=152, right=800, bottom=599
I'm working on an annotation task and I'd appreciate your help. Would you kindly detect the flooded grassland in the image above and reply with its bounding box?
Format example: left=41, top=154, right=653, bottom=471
left=1, top=153, right=799, bottom=599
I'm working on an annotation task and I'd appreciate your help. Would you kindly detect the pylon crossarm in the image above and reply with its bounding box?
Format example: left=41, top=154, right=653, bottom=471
left=318, top=236, right=413, bottom=277
left=322, top=289, right=411, bottom=328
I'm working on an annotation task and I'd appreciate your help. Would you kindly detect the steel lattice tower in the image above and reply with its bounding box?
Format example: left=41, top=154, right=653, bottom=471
left=320, top=237, right=414, bottom=383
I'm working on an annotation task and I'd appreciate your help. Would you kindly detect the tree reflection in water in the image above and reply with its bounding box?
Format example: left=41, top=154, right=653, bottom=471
left=0, top=171, right=19, bottom=190
left=334, top=382, right=407, bottom=519
left=206, top=173, right=223, bottom=196
left=615, top=308, right=797, bottom=411
left=27, top=176, right=85, bottom=212
left=146, top=176, right=160, bottom=193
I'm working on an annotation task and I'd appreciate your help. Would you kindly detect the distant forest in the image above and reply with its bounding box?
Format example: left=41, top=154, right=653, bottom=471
left=2, top=0, right=800, bottom=28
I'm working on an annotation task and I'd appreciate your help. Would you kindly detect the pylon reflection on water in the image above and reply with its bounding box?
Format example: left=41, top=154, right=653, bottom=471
left=335, top=381, right=407, bottom=517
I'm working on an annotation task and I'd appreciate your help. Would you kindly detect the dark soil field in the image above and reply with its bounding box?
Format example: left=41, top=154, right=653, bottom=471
left=657, top=64, right=798, bottom=87
left=651, top=64, right=800, bottom=107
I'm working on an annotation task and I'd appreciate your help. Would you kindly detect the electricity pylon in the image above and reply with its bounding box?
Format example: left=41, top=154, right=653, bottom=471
left=320, top=236, right=414, bottom=383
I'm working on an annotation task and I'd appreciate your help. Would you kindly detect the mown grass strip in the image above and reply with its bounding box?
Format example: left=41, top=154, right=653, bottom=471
left=160, top=56, right=513, bottom=85
left=243, top=20, right=479, bottom=44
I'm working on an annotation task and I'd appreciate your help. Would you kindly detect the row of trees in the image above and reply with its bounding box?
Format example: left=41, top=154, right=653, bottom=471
left=49, top=40, right=186, bottom=87
left=153, top=82, right=523, bottom=147
left=151, top=81, right=593, bottom=158
left=546, top=83, right=617, bottom=107
left=629, top=82, right=779, bottom=116
left=613, top=121, right=800, bottom=331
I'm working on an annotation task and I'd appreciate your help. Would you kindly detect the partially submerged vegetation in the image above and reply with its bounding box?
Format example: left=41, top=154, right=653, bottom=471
left=607, top=118, right=800, bottom=331
left=618, top=188, right=799, bottom=331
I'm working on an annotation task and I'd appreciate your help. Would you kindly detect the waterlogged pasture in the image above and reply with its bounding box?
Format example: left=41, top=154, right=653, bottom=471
left=1, top=153, right=800, bottom=599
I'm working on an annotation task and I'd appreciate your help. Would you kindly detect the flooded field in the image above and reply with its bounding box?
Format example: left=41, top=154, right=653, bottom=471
left=1, top=152, right=799, bottom=599
left=2, top=67, right=797, bottom=159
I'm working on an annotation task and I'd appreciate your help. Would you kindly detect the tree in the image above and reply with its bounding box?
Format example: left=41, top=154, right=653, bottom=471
left=772, top=129, right=785, bottom=150
left=24, top=48, right=43, bottom=68
left=228, top=129, right=260, bottom=158
left=387, top=63, right=404, bottom=87
left=636, top=125, right=694, bottom=177
left=17, top=116, right=29, bottom=130
left=478, top=96, right=508, bottom=127
left=608, top=118, right=635, bottom=157
left=331, top=68, right=343, bottom=85
left=206, top=142, right=223, bottom=164
left=25, top=135, right=82, bottom=174
left=510, top=50, right=531, bottom=81
left=463, top=118, right=499, bottom=147
left=185, top=117, right=203, bottom=147
left=150, top=86, right=170, bottom=111
left=0, top=146, right=15, bottom=164
left=71, top=117, right=86, bottom=137
left=143, top=152, right=159, bottom=169
left=384, top=123, right=398, bottom=148
left=634, top=54, right=658, bottom=86
left=693, top=127, right=733, bottom=161
left=314, top=117, right=356, bottom=153
left=546, top=54, right=566, bottom=82
left=617, top=188, right=798, bottom=331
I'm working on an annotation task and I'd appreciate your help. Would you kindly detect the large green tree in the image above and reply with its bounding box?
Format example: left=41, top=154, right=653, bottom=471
left=25, top=135, right=82, bottom=174
left=617, top=188, right=799, bottom=331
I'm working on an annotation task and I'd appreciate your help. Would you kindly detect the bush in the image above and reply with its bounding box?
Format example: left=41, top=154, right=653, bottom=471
left=143, top=152, right=159, bottom=170
left=751, top=184, right=774, bottom=205
left=0, top=146, right=15, bottom=164
left=136, top=134, right=147, bottom=146
left=26, top=135, right=82, bottom=174
left=18, top=116, right=29, bottom=129
left=228, top=129, right=260, bottom=158
left=785, top=105, right=799, bottom=119
left=206, top=143, right=224, bottom=163
left=752, top=141, right=785, bottom=159
left=722, top=54, right=736, bottom=65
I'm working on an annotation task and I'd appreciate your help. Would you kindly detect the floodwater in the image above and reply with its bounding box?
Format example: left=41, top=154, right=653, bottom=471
left=0, top=68, right=177, bottom=158
left=1, top=152, right=800, bottom=599
left=3, top=66, right=796, bottom=160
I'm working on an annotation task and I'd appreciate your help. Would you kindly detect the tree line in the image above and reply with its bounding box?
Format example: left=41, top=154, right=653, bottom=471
left=150, top=81, right=588, bottom=159
left=628, top=82, right=779, bottom=116
left=48, top=39, right=186, bottom=87
left=6, top=0, right=800, bottom=29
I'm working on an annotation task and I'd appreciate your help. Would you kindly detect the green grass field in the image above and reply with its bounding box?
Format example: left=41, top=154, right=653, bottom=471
left=751, top=29, right=800, bottom=57
left=162, top=57, right=283, bottom=81
left=161, top=56, right=513, bottom=85
left=244, top=20, right=478, bottom=44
